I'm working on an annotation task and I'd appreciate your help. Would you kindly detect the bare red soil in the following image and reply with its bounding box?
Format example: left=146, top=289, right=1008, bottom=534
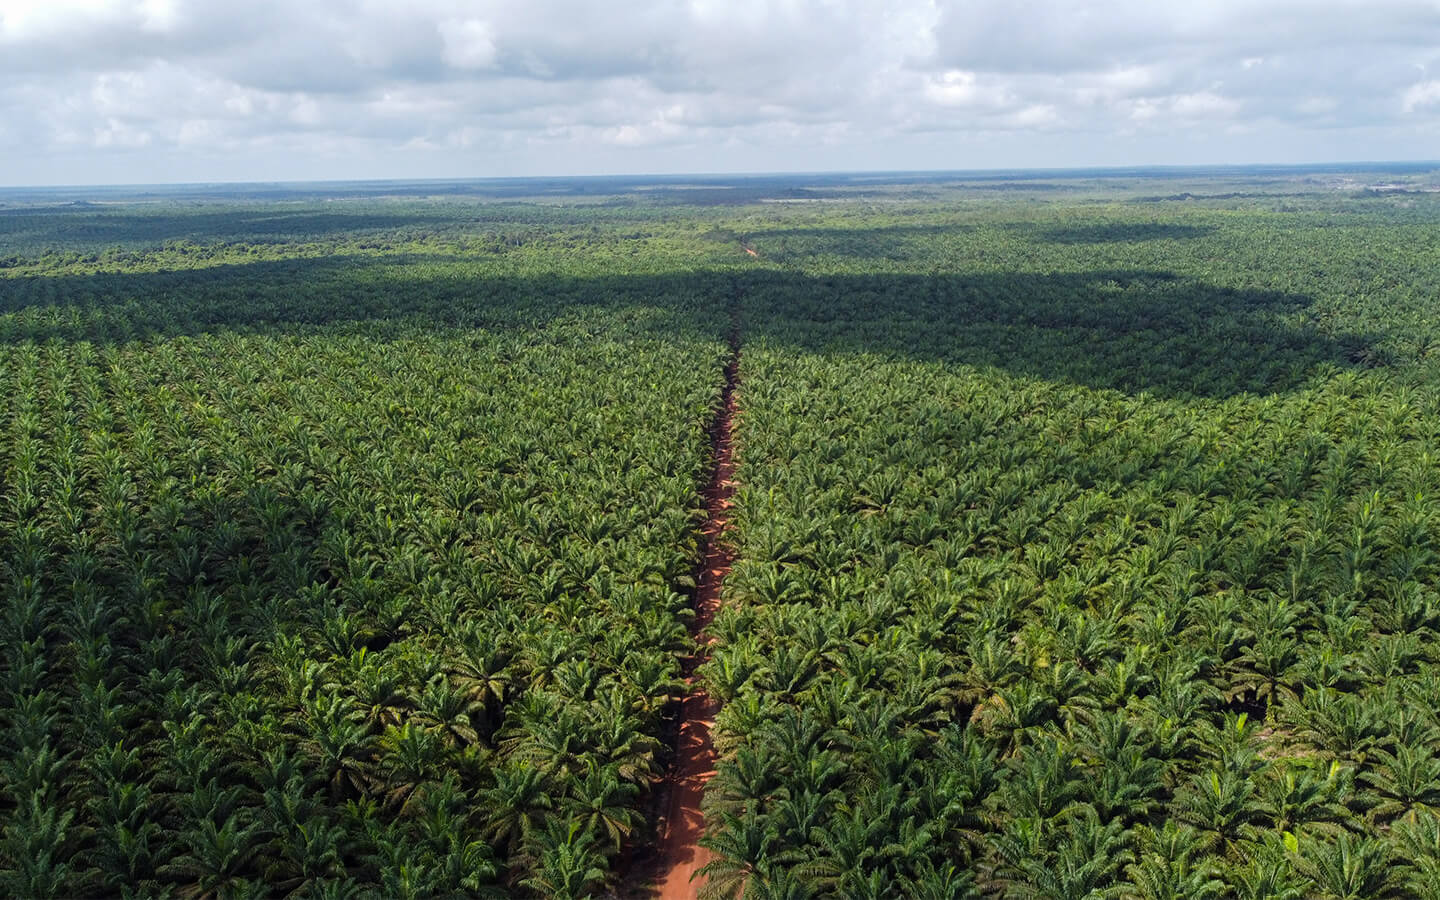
left=622, top=293, right=741, bottom=899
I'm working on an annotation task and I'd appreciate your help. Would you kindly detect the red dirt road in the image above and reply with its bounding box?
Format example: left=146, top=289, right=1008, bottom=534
left=625, top=305, right=741, bottom=899
left=650, top=662, right=721, bottom=897
left=652, top=344, right=738, bottom=898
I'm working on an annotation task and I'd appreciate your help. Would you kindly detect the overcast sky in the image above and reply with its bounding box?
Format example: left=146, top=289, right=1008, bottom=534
left=2, top=0, right=1438, bottom=186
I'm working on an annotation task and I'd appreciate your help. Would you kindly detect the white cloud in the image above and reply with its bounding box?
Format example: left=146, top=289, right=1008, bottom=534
left=440, top=18, right=497, bottom=70
left=1298, top=95, right=1338, bottom=115
left=1172, top=91, right=1241, bottom=118
left=1009, top=104, right=1060, bottom=127
left=925, top=70, right=1012, bottom=108
left=92, top=117, right=152, bottom=148
left=1403, top=79, right=1440, bottom=112
left=1, top=0, right=1439, bottom=184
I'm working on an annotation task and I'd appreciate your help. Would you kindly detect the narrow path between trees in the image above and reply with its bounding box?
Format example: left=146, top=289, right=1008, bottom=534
left=624, top=262, right=746, bottom=899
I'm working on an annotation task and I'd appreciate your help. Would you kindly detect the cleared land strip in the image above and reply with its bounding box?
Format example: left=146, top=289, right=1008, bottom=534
left=625, top=270, right=745, bottom=899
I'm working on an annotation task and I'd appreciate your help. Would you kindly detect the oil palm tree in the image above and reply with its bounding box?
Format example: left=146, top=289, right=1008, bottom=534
left=517, top=819, right=607, bottom=899
left=475, top=762, right=555, bottom=855
left=1294, top=832, right=1402, bottom=900
left=563, top=761, right=639, bottom=856
left=1120, top=822, right=1224, bottom=900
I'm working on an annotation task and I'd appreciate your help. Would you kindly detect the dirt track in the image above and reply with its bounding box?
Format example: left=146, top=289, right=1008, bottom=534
left=625, top=268, right=744, bottom=899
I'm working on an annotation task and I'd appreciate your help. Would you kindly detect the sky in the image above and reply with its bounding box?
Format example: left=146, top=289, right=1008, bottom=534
left=1, top=0, right=1439, bottom=186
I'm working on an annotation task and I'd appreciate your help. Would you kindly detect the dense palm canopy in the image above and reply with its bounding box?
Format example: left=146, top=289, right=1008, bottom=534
left=5, top=175, right=1440, bottom=896
left=0, top=206, right=729, bottom=895
left=700, top=189, right=1440, bottom=897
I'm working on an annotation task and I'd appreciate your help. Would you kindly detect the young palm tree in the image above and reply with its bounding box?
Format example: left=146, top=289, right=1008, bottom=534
left=1257, top=760, right=1350, bottom=834
left=475, top=762, right=555, bottom=855
left=0, top=792, right=76, bottom=900
left=1174, top=766, right=1266, bottom=852
left=1283, top=688, right=1387, bottom=763
left=88, top=772, right=163, bottom=887
left=1226, top=630, right=1301, bottom=718
left=413, top=676, right=483, bottom=748
left=791, top=801, right=892, bottom=894
left=346, top=659, right=410, bottom=733
left=896, top=857, right=979, bottom=900
left=1358, top=741, right=1440, bottom=823
left=563, top=761, right=639, bottom=857
left=992, top=808, right=1132, bottom=900
left=1120, top=822, right=1224, bottom=900
left=1294, top=832, right=1402, bottom=900
left=1228, top=848, right=1307, bottom=900
left=162, top=811, right=265, bottom=900
left=707, top=746, right=781, bottom=820
left=369, top=832, right=441, bottom=900
left=1393, top=808, right=1440, bottom=900
left=992, top=737, right=1081, bottom=822
left=698, top=811, right=782, bottom=900
left=296, top=693, right=376, bottom=800
left=517, top=819, right=607, bottom=900
left=374, top=723, right=443, bottom=814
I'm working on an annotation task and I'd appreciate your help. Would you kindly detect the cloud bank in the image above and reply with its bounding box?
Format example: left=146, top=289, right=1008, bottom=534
left=1, top=0, right=1438, bottom=184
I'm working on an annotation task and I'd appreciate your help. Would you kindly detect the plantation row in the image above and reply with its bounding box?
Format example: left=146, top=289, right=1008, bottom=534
left=695, top=199, right=1440, bottom=898
left=706, top=341, right=1440, bottom=898
left=0, top=232, right=733, bottom=896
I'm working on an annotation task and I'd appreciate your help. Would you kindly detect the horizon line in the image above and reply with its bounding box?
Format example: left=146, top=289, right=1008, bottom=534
left=2, top=158, right=1438, bottom=194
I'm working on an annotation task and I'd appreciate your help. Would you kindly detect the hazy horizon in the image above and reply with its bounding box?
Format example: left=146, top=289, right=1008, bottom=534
left=3, top=158, right=1439, bottom=194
